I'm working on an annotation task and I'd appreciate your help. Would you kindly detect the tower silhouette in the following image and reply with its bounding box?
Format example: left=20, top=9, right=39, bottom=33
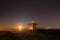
left=28, top=21, right=38, bottom=32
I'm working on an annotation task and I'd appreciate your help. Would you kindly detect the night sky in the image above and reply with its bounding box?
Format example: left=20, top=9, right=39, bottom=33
left=0, top=0, right=60, bottom=28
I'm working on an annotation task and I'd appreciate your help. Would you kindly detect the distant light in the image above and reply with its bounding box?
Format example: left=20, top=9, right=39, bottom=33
left=31, top=20, right=35, bottom=23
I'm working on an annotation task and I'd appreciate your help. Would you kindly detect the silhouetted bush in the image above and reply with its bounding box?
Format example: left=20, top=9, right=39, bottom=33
left=37, top=29, right=60, bottom=35
left=0, top=31, right=16, bottom=40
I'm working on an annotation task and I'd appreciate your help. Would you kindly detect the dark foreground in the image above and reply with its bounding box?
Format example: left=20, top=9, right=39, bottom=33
left=0, top=29, right=60, bottom=40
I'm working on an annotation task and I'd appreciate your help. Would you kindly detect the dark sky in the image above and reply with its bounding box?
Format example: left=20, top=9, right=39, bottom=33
left=0, top=0, right=60, bottom=28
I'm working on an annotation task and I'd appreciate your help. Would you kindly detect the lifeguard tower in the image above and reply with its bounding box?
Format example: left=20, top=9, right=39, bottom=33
left=28, top=21, right=38, bottom=32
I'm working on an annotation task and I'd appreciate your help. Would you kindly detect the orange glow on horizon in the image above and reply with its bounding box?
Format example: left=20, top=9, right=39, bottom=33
left=19, top=26, right=22, bottom=31
left=18, top=25, right=25, bottom=31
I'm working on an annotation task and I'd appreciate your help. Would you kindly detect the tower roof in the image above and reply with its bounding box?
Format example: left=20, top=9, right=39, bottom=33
left=28, top=20, right=38, bottom=25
